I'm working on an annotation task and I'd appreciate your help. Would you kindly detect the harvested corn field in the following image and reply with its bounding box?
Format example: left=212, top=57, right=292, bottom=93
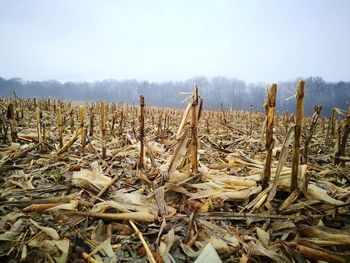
left=1, top=82, right=350, bottom=263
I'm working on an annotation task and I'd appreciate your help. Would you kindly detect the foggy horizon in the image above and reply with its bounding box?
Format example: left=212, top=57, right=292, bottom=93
left=1, top=0, right=350, bottom=83
left=2, top=74, right=347, bottom=86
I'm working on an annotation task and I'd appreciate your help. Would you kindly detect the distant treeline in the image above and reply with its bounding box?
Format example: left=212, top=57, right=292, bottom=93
left=0, top=76, right=349, bottom=116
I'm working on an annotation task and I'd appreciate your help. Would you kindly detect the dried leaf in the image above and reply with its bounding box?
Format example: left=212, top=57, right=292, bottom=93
left=72, top=161, right=112, bottom=190
left=194, top=243, right=222, bottom=263
left=30, top=218, right=60, bottom=240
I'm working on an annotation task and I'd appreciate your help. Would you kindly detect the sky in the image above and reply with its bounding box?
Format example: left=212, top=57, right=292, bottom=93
left=0, top=0, right=349, bottom=83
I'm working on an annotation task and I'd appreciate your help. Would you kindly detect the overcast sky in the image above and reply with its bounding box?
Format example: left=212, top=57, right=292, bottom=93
left=0, top=0, right=349, bottom=83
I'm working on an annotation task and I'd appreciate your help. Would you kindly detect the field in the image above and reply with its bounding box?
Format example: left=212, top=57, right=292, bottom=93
left=1, top=81, right=350, bottom=263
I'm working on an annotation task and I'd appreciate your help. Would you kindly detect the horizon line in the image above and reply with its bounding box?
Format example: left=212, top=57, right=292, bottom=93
left=1, top=75, right=348, bottom=85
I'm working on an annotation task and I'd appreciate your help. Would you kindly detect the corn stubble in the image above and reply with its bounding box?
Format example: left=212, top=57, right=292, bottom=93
left=0, top=81, right=350, bottom=262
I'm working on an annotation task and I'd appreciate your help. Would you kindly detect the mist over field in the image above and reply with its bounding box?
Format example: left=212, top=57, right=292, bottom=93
left=0, top=76, right=349, bottom=116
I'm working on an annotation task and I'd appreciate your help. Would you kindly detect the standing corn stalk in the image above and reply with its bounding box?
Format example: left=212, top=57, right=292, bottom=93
left=36, top=107, right=42, bottom=145
left=138, top=95, right=145, bottom=169
left=89, top=104, right=94, bottom=136
left=331, top=108, right=336, bottom=138
left=79, top=105, right=85, bottom=149
left=321, top=117, right=325, bottom=135
left=118, top=108, right=124, bottom=136
left=249, top=105, right=253, bottom=135
left=57, top=106, right=63, bottom=148
left=334, top=106, right=350, bottom=165
left=69, top=108, right=75, bottom=133
left=7, top=103, right=18, bottom=143
left=302, top=105, right=322, bottom=164
left=156, top=111, right=162, bottom=138
left=283, top=110, right=290, bottom=135
left=325, top=117, right=331, bottom=145
left=1, top=111, right=7, bottom=143
left=262, top=84, right=277, bottom=189
left=111, top=112, right=117, bottom=135
left=206, top=117, right=210, bottom=135
left=100, top=101, right=106, bottom=159
left=291, top=80, right=305, bottom=191
left=191, top=84, right=199, bottom=174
